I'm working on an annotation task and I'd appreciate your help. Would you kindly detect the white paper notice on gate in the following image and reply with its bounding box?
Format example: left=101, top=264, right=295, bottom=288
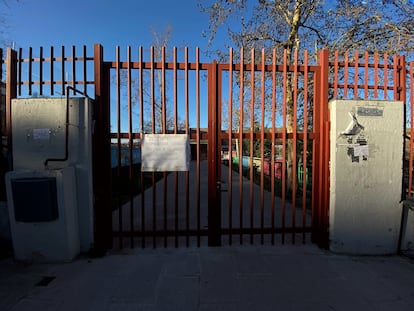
left=141, top=134, right=191, bottom=172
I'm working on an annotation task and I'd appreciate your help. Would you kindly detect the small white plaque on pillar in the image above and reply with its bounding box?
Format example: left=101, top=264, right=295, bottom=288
left=141, top=134, right=191, bottom=172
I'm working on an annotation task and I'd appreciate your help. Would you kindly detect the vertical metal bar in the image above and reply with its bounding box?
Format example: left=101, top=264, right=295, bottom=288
left=384, top=54, right=388, bottom=99
left=260, top=48, right=265, bottom=245
left=61, top=46, right=65, bottom=95
left=311, top=65, right=318, bottom=244
left=333, top=51, right=338, bottom=99
left=6, top=48, right=17, bottom=170
left=127, top=45, right=134, bottom=249
left=173, top=47, right=179, bottom=248
left=196, top=47, right=201, bottom=247
left=17, top=48, right=22, bottom=96
left=228, top=48, right=233, bottom=245
left=208, top=60, right=221, bottom=246
left=185, top=47, right=191, bottom=247
left=364, top=51, right=369, bottom=99
left=161, top=46, right=168, bottom=248
left=162, top=46, right=167, bottom=134
left=83, top=45, right=87, bottom=95
left=116, top=45, right=123, bottom=249
left=150, top=46, right=157, bottom=248
left=319, top=49, right=330, bottom=249
left=28, top=47, right=32, bottom=96
left=313, top=51, right=322, bottom=246
left=72, top=46, right=76, bottom=94
left=409, top=62, right=414, bottom=199
left=50, top=47, right=54, bottom=96
left=374, top=52, right=379, bottom=98
left=0, top=48, right=2, bottom=138
left=0, top=48, right=2, bottom=135
left=282, top=49, right=287, bottom=244
left=249, top=48, right=254, bottom=245
left=239, top=47, right=244, bottom=245
left=393, top=54, right=398, bottom=100
left=139, top=46, right=145, bottom=248
left=302, top=50, right=309, bottom=244
left=271, top=49, right=276, bottom=245
left=93, top=43, right=113, bottom=251
left=343, top=51, right=348, bottom=98
left=397, top=56, right=406, bottom=103
left=39, top=46, right=43, bottom=96
left=353, top=51, right=359, bottom=99
left=292, top=49, right=298, bottom=244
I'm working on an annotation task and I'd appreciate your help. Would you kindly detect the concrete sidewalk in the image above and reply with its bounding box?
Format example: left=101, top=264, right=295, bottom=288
left=1, top=244, right=414, bottom=311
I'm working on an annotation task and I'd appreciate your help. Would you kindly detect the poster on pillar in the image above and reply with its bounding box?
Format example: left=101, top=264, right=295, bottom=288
left=141, top=134, right=191, bottom=172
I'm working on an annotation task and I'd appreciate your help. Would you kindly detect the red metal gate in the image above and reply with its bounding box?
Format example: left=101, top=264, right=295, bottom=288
left=207, top=49, right=329, bottom=247
left=1, top=44, right=412, bottom=251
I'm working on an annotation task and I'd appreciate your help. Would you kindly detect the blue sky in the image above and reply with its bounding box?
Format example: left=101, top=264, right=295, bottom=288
left=2, top=0, right=214, bottom=54
left=1, top=0, right=221, bottom=131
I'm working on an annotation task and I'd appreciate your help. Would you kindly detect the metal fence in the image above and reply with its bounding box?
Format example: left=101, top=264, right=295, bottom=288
left=1, top=44, right=413, bottom=250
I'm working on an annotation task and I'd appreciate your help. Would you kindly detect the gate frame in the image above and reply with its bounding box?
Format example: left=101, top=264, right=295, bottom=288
left=206, top=50, right=331, bottom=248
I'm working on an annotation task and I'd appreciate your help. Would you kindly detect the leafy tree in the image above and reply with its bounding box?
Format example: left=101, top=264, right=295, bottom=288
left=201, top=0, right=414, bottom=190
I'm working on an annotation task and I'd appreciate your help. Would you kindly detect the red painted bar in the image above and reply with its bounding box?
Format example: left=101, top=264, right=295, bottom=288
left=127, top=46, right=134, bottom=248
left=320, top=50, right=330, bottom=248
left=115, top=46, right=123, bottom=248
left=196, top=47, right=201, bottom=247
left=271, top=49, right=276, bottom=245
left=228, top=48, right=233, bottom=245
left=282, top=49, right=287, bottom=244
left=61, top=46, right=65, bottom=95
left=384, top=54, right=388, bottom=99
left=139, top=46, right=145, bottom=248
left=83, top=45, right=88, bottom=95
left=185, top=47, right=190, bottom=247
left=333, top=50, right=338, bottom=99
left=39, top=47, right=43, bottom=96
left=28, top=47, right=32, bottom=95
left=393, top=54, right=398, bottom=99
left=72, top=46, right=76, bottom=94
left=50, top=47, right=54, bottom=95
left=5, top=48, right=17, bottom=170
left=150, top=46, right=157, bottom=248
left=292, top=49, right=298, bottom=244
left=249, top=48, right=255, bottom=244
left=364, top=51, right=369, bottom=99
left=260, top=48, right=265, bottom=245
left=207, top=60, right=221, bottom=247
left=239, top=47, right=244, bottom=245
left=161, top=47, right=168, bottom=248
left=17, top=48, right=22, bottom=96
left=409, top=62, right=414, bottom=198
left=173, top=47, right=179, bottom=248
left=343, top=51, right=348, bottom=98
left=374, top=52, right=379, bottom=98
left=302, top=50, right=309, bottom=244
left=354, top=51, right=358, bottom=98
